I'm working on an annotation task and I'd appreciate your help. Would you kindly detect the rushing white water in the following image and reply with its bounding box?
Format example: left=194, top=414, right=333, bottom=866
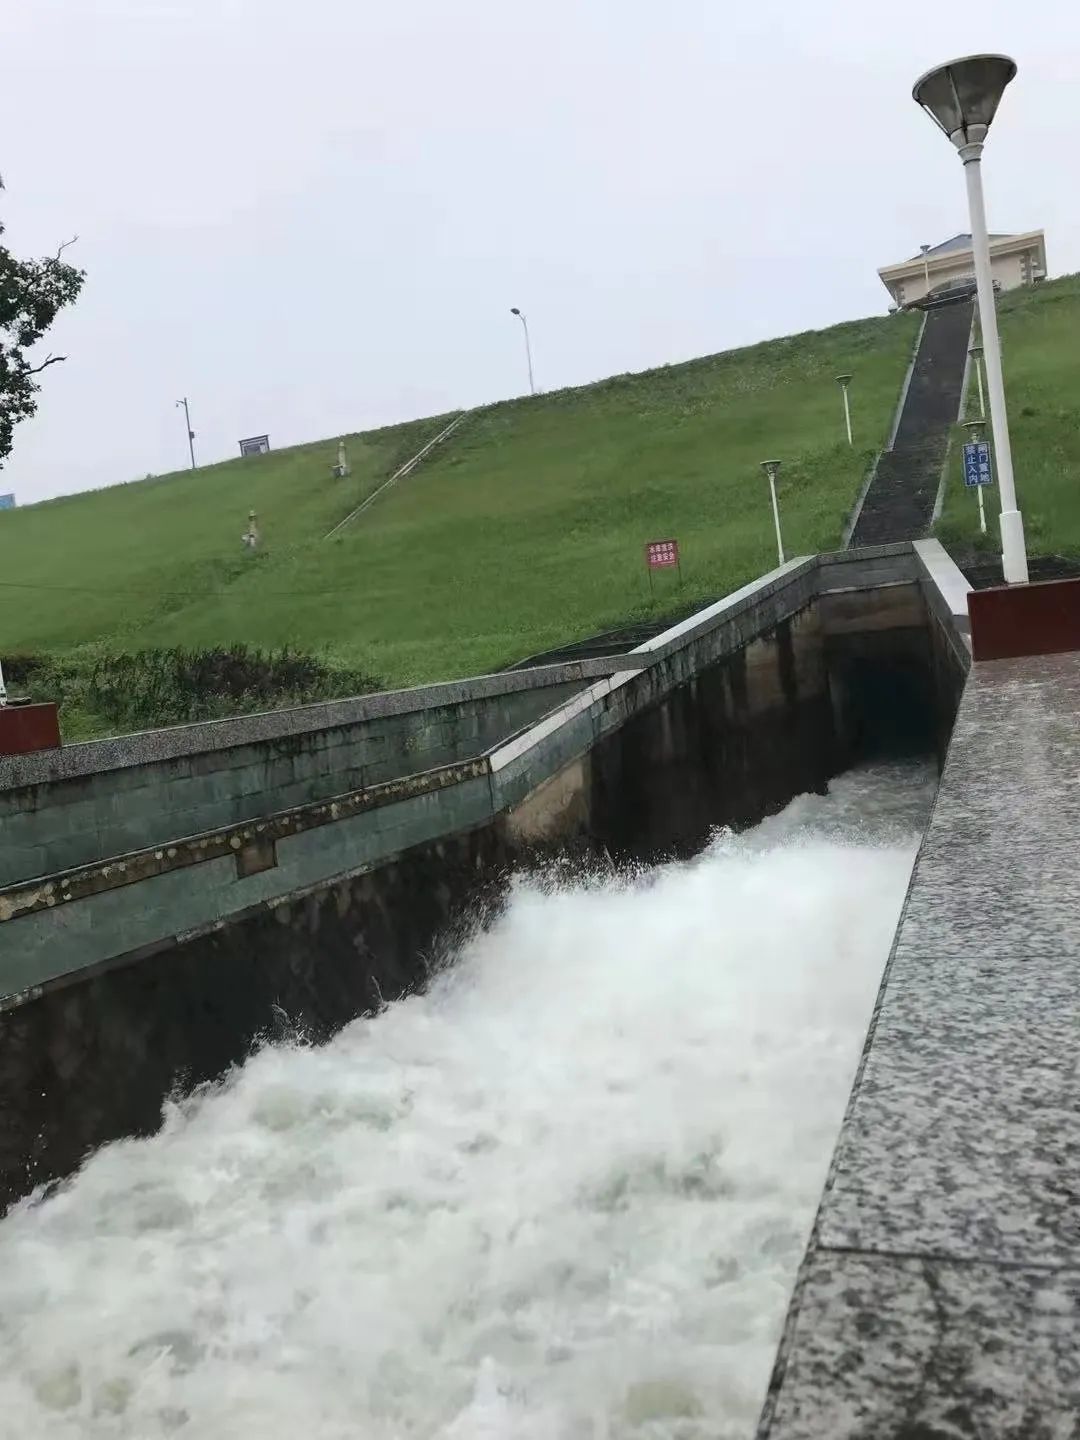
left=0, top=763, right=934, bottom=1440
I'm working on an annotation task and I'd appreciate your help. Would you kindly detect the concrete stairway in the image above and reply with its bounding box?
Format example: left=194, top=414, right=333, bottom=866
left=849, top=298, right=973, bottom=546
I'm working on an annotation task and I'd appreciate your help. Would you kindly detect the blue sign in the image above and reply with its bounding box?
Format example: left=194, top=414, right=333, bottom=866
left=962, top=441, right=993, bottom=488
left=0, top=493, right=14, bottom=510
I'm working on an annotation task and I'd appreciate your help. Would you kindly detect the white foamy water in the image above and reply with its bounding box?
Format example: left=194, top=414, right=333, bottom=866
left=0, top=764, right=934, bottom=1440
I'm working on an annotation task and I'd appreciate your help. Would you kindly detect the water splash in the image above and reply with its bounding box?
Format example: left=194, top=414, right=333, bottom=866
left=0, top=764, right=933, bottom=1438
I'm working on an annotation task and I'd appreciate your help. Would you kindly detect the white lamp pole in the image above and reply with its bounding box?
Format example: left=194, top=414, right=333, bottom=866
left=509, top=307, right=536, bottom=396
left=175, top=397, right=196, bottom=470
left=760, top=460, right=785, bottom=566
left=920, top=243, right=932, bottom=298
left=969, top=343, right=986, bottom=420
left=914, top=54, right=1028, bottom=584
left=836, top=374, right=854, bottom=446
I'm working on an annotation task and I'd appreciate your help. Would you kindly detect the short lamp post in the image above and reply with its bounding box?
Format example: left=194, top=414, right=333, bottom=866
left=835, top=373, right=854, bottom=446
left=913, top=54, right=1028, bottom=584
left=969, top=343, right=986, bottom=420
left=964, top=418, right=989, bottom=535
left=760, top=459, right=785, bottom=566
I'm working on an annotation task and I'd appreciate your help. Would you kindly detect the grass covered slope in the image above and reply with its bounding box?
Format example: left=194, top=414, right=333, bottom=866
left=938, top=273, right=1080, bottom=558
left=2, top=311, right=917, bottom=723
left=0, top=414, right=455, bottom=654
left=117, top=314, right=917, bottom=683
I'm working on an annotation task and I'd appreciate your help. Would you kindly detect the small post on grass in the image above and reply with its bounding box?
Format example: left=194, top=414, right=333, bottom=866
left=760, top=460, right=785, bottom=566
left=835, top=374, right=854, bottom=446
left=0, top=658, right=7, bottom=706
left=964, top=419, right=989, bottom=535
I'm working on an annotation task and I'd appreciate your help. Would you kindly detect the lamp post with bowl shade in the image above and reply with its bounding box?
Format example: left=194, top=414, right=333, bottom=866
left=913, top=54, right=1027, bottom=583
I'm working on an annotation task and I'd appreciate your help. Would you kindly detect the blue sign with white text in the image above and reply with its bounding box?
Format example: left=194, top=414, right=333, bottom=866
left=962, top=441, right=993, bottom=488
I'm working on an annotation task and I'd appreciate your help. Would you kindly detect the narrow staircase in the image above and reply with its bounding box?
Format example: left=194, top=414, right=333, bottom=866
left=849, top=298, right=973, bottom=546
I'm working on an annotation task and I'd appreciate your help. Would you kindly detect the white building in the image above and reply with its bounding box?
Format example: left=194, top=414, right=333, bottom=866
left=878, top=230, right=1047, bottom=309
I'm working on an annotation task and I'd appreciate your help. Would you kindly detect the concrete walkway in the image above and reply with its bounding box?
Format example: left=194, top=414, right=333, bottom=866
left=759, top=651, right=1080, bottom=1437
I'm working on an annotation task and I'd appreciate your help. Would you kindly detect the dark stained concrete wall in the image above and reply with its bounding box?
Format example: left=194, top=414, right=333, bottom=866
left=590, top=610, right=834, bottom=860
left=0, top=824, right=516, bottom=1208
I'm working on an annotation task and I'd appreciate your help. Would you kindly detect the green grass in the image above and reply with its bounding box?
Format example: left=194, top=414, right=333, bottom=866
left=0, top=414, right=455, bottom=655
left=1, top=311, right=918, bottom=730
left=937, top=272, right=1080, bottom=558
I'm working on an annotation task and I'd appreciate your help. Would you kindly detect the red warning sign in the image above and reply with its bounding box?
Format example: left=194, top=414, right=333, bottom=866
left=645, top=539, right=680, bottom=569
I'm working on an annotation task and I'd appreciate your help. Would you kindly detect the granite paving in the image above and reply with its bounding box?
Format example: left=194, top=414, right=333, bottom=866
left=759, top=652, right=1080, bottom=1439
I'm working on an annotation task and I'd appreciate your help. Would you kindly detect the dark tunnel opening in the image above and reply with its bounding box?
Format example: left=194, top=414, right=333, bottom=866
left=829, top=644, right=940, bottom=768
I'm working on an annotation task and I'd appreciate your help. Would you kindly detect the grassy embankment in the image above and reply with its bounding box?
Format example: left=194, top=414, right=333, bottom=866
left=1, top=312, right=920, bottom=736
left=937, top=272, right=1080, bottom=561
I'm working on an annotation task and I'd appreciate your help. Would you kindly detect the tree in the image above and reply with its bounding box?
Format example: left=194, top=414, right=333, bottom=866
left=0, top=183, right=85, bottom=469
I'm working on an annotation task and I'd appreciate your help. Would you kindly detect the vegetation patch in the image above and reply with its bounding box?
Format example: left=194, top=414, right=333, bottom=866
left=8, top=647, right=383, bottom=741
left=936, top=272, right=1080, bottom=567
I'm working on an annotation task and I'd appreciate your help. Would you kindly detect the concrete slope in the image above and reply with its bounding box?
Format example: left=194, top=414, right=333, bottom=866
left=850, top=299, right=972, bottom=546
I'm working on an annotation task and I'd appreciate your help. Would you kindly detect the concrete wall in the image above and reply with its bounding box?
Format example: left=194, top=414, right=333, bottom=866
left=590, top=608, right=834, bottom=859
left=0, top=670, right=592, bottom=887
left=0, top=543, right=973, bottom=1210
left=0, top=821, right=518, bottom=1209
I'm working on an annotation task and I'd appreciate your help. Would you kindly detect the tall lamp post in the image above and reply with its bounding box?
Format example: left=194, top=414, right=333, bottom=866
left=920, top=243, right=932, bottom=298
left=913, top=54, right=1028, bottom=584
left=835, top=373, right=854, bottom=446
left=176, top=396, right=196, bottom=470
left=509, top=308, right=536, bottom=396
left=760, top=459, right=785, bottom=566
left=968, top=343, right=986, bottom=420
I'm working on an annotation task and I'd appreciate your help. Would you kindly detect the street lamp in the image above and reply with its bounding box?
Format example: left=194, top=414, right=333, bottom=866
left=835, top=374, right=854, bottom=446
left=509, top=308, right=536, bottom=396
left=913, top=54, right=1027, bottom=583
left=920, top=243, right=932, bottom=298
left=968, top=343, right=986, bottom=420
left=176, top=396, right=196, bottom=470
left=760, top=460, right=785, bottom=566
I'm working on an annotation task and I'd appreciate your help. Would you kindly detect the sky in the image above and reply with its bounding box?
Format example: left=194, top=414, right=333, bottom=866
left=2, top=0, right=1079, bottom=505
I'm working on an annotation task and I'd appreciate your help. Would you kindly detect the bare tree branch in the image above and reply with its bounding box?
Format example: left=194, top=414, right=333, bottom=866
left=53, top=235, right=78, bottom=262
left=24, top=353, right=67, bottom=376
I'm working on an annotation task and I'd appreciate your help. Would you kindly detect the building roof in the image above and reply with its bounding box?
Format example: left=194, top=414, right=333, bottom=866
left=879, top=229, right=1047, bottom=293
left=909, top=233, right=1011, bottom=260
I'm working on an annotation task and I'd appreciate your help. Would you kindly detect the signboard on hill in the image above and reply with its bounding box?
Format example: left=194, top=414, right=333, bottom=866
left=962, top=441, right=993, bottom=488
left=0, top=494, right=15, bottom=510
left=238, top=434, right=270, bottom=458
left=645, top=539, right=680, bottom=569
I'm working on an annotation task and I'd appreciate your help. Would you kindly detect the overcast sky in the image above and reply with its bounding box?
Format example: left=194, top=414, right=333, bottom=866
left=3, top=0, right=1078, bottom=504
